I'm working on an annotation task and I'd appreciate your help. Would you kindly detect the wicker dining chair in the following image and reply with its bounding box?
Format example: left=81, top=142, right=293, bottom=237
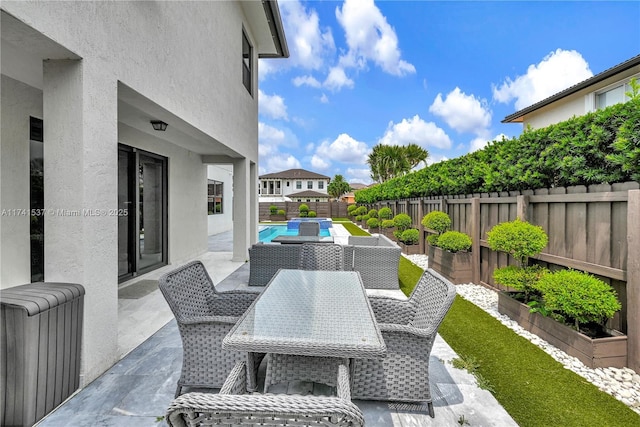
left=298, top=243, right=344, bottom=271
left=298, top=221, right=320, bottom=236
left=159, top=261, right=263, bottom=397
left=350, top=268, right=456, bottom=417
left=166, top=361, right=364, bottom=427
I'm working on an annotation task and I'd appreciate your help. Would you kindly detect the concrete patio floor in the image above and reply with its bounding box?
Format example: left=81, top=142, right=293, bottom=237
left=34, top=227, right=518, bottom=427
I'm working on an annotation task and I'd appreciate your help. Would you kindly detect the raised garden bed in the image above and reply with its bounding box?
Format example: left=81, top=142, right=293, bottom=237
left=427, top=245, right=472, bottom=285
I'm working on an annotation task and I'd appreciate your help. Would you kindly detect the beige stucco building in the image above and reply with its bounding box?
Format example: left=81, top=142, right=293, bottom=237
left=1, top=0, right=287, bottom=385
left=503, top=55, right=640, bottom=129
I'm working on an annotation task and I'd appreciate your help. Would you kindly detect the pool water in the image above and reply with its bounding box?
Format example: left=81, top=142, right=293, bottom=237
left=259, top=224, right=331, bottom=243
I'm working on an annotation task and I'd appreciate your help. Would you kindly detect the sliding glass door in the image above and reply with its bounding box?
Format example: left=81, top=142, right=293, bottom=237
left=118, top=145, right=167, bottom=281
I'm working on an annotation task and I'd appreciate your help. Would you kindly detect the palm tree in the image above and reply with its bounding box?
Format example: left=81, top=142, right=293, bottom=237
left=368, top=143, right=428, bottom=183
left=327, top=174, right=351, bottom=200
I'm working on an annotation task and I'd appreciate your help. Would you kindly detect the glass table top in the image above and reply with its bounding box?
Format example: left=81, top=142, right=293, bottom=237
left=223, top=269, right=386, bottom=358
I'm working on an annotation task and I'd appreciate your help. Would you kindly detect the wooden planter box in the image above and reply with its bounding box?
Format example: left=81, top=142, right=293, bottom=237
left=269, top=214, right=287, bottom=221
left=427, top=245, right=472, bottom=285
left=381, top=228, right=397, bottom=242
left=400, top=242, right=421, bottom=255
left=498, top=292, right=627, bottom=369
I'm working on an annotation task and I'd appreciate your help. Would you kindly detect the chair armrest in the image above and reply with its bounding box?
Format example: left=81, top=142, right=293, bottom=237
left=212, top=291, right=258, bottom=316
left=220, top=361, right=248, bottom=395
left=180, top=315, right=239, bottom=325
left=379, top=322, right=438, bottom=338
left=368, top=296, right=414, bottom=324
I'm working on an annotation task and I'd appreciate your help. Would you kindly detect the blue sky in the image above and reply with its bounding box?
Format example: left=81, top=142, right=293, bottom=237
left=257, top=0, right=640, bottom=184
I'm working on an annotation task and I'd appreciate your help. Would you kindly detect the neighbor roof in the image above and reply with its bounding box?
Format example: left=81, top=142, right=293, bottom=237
left=259, top=168, right=330, bottom=180
left=502, top=54, right=640, bottom=123
left=288, top=190, right=330, bottom=198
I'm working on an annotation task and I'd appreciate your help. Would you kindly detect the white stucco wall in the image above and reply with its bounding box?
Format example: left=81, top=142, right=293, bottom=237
left=1, top=0, right=265, bottom=384
left=207, top=165, right=234, bottom=236
left=523, top=96, right=586, bottom=129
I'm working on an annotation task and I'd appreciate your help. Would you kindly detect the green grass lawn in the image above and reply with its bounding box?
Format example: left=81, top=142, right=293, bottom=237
left=340, top=221, right=639, bottom=426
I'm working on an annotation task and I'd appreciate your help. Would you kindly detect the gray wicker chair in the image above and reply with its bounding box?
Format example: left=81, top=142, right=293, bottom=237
left=248, top=243, right=301, bottom=286
left=166, top=360, right=364, bottom=427
left=298, top=221, right=320, bottom=236
left=343, top=235, right=401, bottom=290
left=159, top=261, right=263, bottom=397
left=299, top=243, right=344, bottom=271
left=351, top=268, right=456, bottom=417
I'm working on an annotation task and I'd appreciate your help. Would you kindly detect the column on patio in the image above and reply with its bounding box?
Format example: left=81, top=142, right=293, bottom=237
left=232, top=157, right=255, bottom=261
left=43, top=59, right=119, bottom=385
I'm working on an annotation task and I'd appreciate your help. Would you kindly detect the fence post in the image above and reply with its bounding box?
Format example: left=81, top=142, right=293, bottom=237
left=471, top=198, right=480, bottom=285
left=517, top=195, right=529, bottom=221
left=418, top=199, right=425, bottom=254
left=627, top=189, right=640, bottom=373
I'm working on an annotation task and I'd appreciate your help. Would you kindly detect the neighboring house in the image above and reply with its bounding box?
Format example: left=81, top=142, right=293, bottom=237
left=0, top=0, right=287, bottom=385
left=259, top=168, right=331, bottom=202
left=503, top=54, right=640, bottom=129
left=342, top=183, right=369, bottom=204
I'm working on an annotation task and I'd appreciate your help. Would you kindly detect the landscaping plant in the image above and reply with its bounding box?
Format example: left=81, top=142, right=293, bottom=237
left=399, top=228, right=419, bottom=245
left=487, top=218, right=548, bottom=302
left=422, top=210, right=452, bottom=246
left=269, top=205, right=278, bottom=215
left=298, top=203, right=309, bottom=217
left=392, top=213, right=412, bottom=240
left=535, top=269, right=621, bottom=334
left=378, top=207, right=392, bottom=220
left=436, top=230, right=472, bottom=252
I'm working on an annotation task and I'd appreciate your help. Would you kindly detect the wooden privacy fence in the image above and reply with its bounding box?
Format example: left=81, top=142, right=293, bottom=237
left=258, top=201, right=349, bottom=221
left=368, top=182, right=640, bottom=372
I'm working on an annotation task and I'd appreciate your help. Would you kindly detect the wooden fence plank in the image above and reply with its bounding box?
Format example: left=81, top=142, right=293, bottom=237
left=627, top=190, right=640, bottom=372
left=567, top=185, right=588, bottom=262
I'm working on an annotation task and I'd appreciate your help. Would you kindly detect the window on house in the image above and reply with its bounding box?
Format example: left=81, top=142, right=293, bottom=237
left=307, top=181, right=313, bottom=189
left=318, top=181, right=324, bottom=190
left=596, top=85, right=625, bottom=109
left=208, top=180, right=223, bottom=215
left=242, top=31, right=252, bottom=94
left=296, top=181, right=302, bottom=189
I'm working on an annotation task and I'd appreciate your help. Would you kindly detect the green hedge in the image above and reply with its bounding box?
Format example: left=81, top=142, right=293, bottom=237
left=356, top=98, right=640, bottom=203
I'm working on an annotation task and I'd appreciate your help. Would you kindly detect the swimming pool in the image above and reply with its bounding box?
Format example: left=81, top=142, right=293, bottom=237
left=259, top=224, right=332, bottom=243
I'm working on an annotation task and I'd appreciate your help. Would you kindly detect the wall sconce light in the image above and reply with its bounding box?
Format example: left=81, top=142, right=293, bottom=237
left=150, top=120, right=168, bottom=131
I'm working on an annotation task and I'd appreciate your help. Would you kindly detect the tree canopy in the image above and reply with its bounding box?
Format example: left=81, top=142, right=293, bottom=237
left=327, top=174, right=351, bottom=200
left=367, top=143, right=428, bottom=183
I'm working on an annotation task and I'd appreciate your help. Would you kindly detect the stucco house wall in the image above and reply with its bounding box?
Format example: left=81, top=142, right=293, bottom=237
left=0, top=0, right=286, bottom=385
left=207, top=164, right=234, bottom=235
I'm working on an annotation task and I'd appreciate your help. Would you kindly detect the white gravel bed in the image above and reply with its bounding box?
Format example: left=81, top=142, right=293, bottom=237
left=403, top=253, right=640, bottom=415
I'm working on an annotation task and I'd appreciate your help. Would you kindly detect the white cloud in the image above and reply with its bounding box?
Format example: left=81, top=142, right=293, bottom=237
left=426, top=154, right=449, bottom=166
left=324, top=66, right=355, bottom=91
left=379, top=115, right=452, bottom=150
left=258, top=122, right=285, bottom=143
left=278, top=0, right=335, bottom=70
left=292, top=75, right=322, bottom=88
left=346, top=168, right=373, bottom=184
left=493, top=48, right=593, bottom=110
left=429, top=87, right=492, bottom=134
left=320, top=93, right=329, bottom=104
left=311, top=154, right=331, bottom=170
left=315, top=133, right=370, bottom=164
left=336, top=0, right=415, bottom=76
left=258, top=90, right=288, bottom=121
left=264, top=155, right=301, bottom=173
left=469, top=133, right=508, bottom=153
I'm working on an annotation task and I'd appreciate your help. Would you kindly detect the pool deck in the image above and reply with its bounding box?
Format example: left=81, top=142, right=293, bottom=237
left=34, top=225, right=517, bottom=427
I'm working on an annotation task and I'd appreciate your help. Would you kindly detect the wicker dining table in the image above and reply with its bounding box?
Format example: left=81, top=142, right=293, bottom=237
left=222, top=268, right=386, bottom=391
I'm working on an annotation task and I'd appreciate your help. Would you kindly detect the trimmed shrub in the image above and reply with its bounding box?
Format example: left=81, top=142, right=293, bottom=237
left=400, top=228, right=420, bottom=244
left=308, top=210, right=317, bottom=217
left=536, top=269, right=621, bottom=330
left=392, top=213, right=412, bottom=232
left=355, top=206, right=368, bottom=216
left=436, top=231, right=472, bottom=252
left=299, top=204, right=309, bottom=213
left=269, top=205, right=278, bottom=214
left=493, top=265, right=548, bottom=292
left=367, top=217, right=379, bottom=229
left=368, top=209, right=378, bottom=218
left=422, top=211, right=451, bottom=233
left=427, top=234, right=440, bottom=246
left=347, top=204, right=358, bottom=216
left=487, top=219, right=548, bottom=267
left=277, top=209, right=285, bottom=216
left=355, top=215, right=363, bottom=221
left=378, top=207, right=392, bottom=220
left=381, top=219, right=395, bottom=229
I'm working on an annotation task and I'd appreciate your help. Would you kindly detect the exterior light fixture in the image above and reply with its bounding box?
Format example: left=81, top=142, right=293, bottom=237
left=150, top=120, right=168, bottom=131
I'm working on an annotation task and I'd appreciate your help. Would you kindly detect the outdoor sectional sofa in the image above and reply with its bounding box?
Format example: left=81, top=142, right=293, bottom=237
left=247, top=234, right=401, bottom=291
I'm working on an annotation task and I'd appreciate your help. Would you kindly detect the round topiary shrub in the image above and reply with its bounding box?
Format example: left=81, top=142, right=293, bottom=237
left=421, top=211, right=451, bottom=234
left=381, top=219, right=395, bottom=229
left=378, top=207, right=392, bottom=220
left=277, top=209, right=285, bottom=216
left=367, top=217, right=379, bottom=229
left=400, top=228, right=420, bottom=245
left=493, top=264, right=548, bottom=293
left=269, top=205, right=278, bottom=214
left=536, top=269, right=621, bottom=331
left=347, top=204, right=357, bottom=216
left=487, top=218, right=548, bottom=267
left=361, top=214, right=370, bottom=223
left=308, top=210, right=317, bottom=217
left=299, top=204, right=309, bottom=213
left=355, top=215, right=363, bottom=221
left=436, top=231, right=472, bottom=252
left=368, top=209, right=378, bottom=218
left=427, top=234, right=440, bottom=246
left=392, top=213, right=412, bottom=232
left=355, top=206, right=368, bottom=216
